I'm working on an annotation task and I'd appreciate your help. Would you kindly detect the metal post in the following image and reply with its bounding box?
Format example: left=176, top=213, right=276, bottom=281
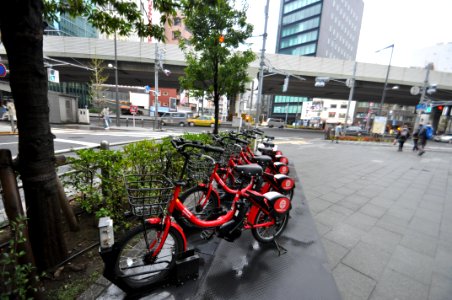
left=249, top=80, right=254, bottom=116
left=344, top=61, right=357, bottom=127
left=377, top=44, right=394, bottom=116
left=154, top=43, right=159, bottom=130
left=255, top=0, right=270, bottom=126
left=415, top=63, right=434, bottom=127
left=114, top=31, right=120, bottom=127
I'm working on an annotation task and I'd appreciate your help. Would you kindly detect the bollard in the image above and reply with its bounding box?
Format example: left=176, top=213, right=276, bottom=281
left=141, top=118, right=144, bottom=127
left=125, top=118, right=129, bottom=127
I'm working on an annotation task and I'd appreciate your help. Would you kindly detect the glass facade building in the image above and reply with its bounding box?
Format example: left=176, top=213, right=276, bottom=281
left=270, top=0, right=364, bottom=123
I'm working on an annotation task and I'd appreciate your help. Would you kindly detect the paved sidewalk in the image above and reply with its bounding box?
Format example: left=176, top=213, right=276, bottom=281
left=278, top=140, right=452, bottom=300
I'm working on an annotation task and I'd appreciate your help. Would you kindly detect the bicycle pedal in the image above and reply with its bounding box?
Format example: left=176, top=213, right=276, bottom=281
left=200, top=230, right=215, bottom=240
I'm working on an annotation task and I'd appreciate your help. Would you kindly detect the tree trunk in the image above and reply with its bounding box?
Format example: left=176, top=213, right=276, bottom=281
left=0, top=0, right=68, bottom=271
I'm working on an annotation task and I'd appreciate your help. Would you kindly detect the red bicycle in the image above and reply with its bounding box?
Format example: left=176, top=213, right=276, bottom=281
left=99, top=140, right=292, bottom=293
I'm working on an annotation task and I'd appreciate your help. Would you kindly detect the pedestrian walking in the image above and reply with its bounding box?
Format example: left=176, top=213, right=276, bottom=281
left=100, top=107, right=111, bottom=129
left=395, top=124, right=410, bottom=151
left=412, top=126, right=420, bottom=151
left=6, top=100, right=17, bottom=133
left=418, top=123, right=430, bottom=156
left=332, top=122, right=343, bottom=144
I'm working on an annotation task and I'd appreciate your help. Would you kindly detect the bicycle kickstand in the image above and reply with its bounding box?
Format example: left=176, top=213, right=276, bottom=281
left=273, top=238, right=287, bottom=256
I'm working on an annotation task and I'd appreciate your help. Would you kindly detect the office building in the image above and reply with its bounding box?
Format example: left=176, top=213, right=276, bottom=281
left=270, top=0, right=364, bottom=125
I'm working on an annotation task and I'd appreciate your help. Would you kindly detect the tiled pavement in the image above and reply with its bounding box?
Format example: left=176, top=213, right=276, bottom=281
left=278, top=139, right=452, bottom=300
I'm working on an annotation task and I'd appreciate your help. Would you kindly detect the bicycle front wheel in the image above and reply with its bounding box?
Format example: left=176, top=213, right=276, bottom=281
left=114, top=223, right=184, bottom=289
left=251, top=209, right=289, bottom=243
left=179, top=185, right=220, bottom=221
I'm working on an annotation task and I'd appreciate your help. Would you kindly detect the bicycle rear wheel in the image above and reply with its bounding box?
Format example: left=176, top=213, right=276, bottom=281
left=113, top=223, right=184, bottom=289
left=251, top=209, right=289, bottom=243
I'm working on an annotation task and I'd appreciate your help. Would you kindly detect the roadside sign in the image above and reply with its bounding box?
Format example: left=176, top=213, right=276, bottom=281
left=129, top=105, right=138, bottom=114
left=0, top=64, right=7, bottom=78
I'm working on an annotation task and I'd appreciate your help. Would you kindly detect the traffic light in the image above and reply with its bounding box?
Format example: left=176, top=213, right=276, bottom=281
left=437, top=105, right=443, bottom=111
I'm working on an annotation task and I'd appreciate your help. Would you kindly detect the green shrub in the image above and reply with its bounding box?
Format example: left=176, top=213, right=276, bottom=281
left=0, top=216, right=39, bottom=299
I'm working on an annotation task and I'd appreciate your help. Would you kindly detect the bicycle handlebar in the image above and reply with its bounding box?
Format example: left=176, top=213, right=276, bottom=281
left=171, top=138, right=224, bottom=154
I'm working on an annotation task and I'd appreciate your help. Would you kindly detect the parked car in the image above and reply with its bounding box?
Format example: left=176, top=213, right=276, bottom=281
left=344, top=126, right=368, bottom=136
left=433, top=133, right=452, bottom=143
left=160, top=111, right=194, bottom=127
left=187, top=115, right=220, bottom=127
left=262, top=118, right=285, bottom=128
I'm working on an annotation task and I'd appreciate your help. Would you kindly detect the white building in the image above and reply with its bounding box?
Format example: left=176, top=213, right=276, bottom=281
left=300, top=98, right=357, bottom=127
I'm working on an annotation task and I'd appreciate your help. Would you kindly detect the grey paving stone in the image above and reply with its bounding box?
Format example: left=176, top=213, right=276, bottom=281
left=414, top=208, right=443, bottom=224
left=342, top=241, right=392, bottom=280
left=344, top=212, right=378, bottom=232
left=315, top=208, right=349, bottom=228
left=329, top=204, right=355, bottom=217
left=376, top=214, right=409, bottom=235
left=419, top=200, right=444, bottom=213
left=321, top=238, right=349, bottom=270
left=336, top=199, right=362, bottom=211
left=324, top=223, right=367, bottom=249
left=357, top=187, right=385, bottom=199
left=361, top=226, right=403, bottom=252
left=334, top=186, right=356, bottom=196
left=314, top=221, right=332, bottom=236
left=434, top=248, right=452, bottom=280
left=308, top=198, right=334, bottom=215
left=369, top=196, right=396, bottom=209
left=359, top=203, right=387, bottom=218
left=386, top=206, right=416, bottom=222
left=386, top=245, right=434, bottom=285
left=429, top=272, right=452, bottom=300
left=409, top=216, right=441, bottom=238
left=319, top=191, right=347, bottom=203
left=333, top=263, right=376, bottom=300
left=400, top=229, right=438, bottom=257
left=370, top=269, right=429, bottom=300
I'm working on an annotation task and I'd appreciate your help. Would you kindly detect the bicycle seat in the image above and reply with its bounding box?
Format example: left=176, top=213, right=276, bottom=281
left=234, top=164, right=263, bottom=177
left=253, top=155, right=273, bottom=167
left=263, top=142, right=275, bottom=148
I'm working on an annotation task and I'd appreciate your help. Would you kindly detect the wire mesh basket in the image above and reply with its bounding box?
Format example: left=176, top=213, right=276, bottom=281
left=124, top=174, right=174, bottom=217
left=186, top=154, right=215, bottom=183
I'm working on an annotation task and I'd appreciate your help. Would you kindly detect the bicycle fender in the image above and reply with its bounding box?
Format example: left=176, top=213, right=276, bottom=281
left=146, top=218, right=188, bottom=251
left=247, top=205, right=261, bottom=225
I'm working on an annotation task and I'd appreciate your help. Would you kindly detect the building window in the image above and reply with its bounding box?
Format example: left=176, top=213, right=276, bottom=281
left=330, top=104, right=337, bottom=108
left=281, top=17, right=320, bottom=37
left=339, top=113, right=346, bottom=118
left=328, top=112, right=336, bottom=118
left=280, top=30, right=318, bottom=48
left=282, top=3, right=322, bottom=25
left=340, top=104, right=347, bottom=109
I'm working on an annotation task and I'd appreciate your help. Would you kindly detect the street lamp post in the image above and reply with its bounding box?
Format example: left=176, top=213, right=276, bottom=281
left=377, top=44, right=394, bottom=116
left=113, top=31, right=120, bottom=126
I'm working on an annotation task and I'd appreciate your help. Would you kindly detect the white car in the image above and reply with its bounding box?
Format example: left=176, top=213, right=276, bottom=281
left=262, top=118, right=285, bottom=128
left=433, top=133, right=452, bottom=143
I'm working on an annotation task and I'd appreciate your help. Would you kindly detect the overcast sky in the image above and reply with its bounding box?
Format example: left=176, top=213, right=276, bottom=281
left=245, top=0, right=452, bottom=68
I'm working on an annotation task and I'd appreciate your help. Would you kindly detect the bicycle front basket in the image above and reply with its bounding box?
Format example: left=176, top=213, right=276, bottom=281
left=124, top=174, right=174, bottom=217
left=186, top=154, right=215, bottom=183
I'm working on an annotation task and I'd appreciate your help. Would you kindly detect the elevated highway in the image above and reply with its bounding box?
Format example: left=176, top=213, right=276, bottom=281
left=1, top=36, right=452, bottom=106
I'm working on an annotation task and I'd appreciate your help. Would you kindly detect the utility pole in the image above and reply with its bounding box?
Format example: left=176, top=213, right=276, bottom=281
left=344, top=61, right=357, bottom=127
left=153, top=43, right=159, bottom=130
left=255, top=0, right=270, bottom=126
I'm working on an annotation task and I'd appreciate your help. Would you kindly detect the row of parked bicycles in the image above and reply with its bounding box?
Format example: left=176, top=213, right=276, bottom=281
left=99, top=128, right=296, bottom=293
